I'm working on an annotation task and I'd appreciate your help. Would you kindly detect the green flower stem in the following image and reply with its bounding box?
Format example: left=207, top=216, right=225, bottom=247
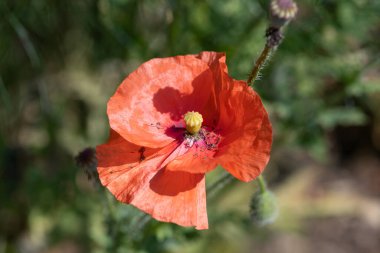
left=207, top=171, right=233, bottom=199
left=257, top=175, right=267, bottom=193
left=207, top=172, right=268, bottom=199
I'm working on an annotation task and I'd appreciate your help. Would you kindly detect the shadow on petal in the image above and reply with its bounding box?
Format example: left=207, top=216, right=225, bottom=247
left=149, top=169, right=204, bottom=196
left=152, top=68, right=214, bottom=122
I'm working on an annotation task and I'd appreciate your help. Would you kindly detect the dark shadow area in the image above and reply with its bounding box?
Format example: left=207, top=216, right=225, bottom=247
left=149, top=168, right=203, bottom=196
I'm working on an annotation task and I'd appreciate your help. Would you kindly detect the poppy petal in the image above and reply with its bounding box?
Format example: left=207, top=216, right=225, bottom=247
left=98, top=159, right=208, bottom=229
left=107, top=55, right=214, bottom=148
left=216, top=80, right=272, bottom=182
left=96, top=130, right=160, bottom=168
left=165, top=142, right=218, bottom=173
left=217, top=111, right=272, bottom=182
left=146, top=169, right=207, bottom=229
left=97, top=131, right=208, bottom=229
left=196, top=51, right=228, bottom=73
left=196, top=52, right=231, bottom=127
left=96, top=130, right=167, bottom=187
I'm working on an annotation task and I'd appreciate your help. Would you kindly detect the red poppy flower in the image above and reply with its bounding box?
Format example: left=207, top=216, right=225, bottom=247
left=96, top=52, right=272, bottom=229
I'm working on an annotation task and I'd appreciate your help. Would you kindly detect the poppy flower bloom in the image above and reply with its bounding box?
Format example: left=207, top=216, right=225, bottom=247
left=96, top=52, right=272, bottom=229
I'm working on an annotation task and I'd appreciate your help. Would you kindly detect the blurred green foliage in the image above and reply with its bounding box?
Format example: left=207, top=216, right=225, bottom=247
left=1, top=0, right=380, bottom=252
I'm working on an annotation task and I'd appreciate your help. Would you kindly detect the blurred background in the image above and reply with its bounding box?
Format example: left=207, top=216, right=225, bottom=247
left=1, top=0, right=380, bottom=252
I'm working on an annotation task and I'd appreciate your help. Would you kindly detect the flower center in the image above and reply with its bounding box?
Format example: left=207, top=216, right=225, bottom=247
left=184, top=111, right=203, bottom=135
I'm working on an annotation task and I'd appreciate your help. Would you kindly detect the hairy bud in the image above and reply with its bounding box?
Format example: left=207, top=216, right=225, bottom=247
left=75, top=147, right=100, bottom=185
left=250, top=190, right=278, bottom=226
left=270, top=0, right=298, bottom=28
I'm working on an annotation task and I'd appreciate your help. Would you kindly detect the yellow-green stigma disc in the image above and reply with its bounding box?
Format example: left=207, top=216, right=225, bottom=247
left=184, top=111, right=203, bottom=135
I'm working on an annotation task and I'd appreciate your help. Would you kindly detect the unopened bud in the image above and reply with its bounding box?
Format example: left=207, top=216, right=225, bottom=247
left=250, top=190, right=278, bottom=226
left=270, top=0, right=298, bottom=29
left=75, top=147, right=99, bottom=185
left=265, top=0, right=297, bottom=48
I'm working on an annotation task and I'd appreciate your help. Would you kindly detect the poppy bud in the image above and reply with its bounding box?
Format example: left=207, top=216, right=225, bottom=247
left=269, top=0, right=298, bottom=29
left=265, top=0, right=298, bottom=48
left=75, top=147, right=99, bottom=184
left=249, top=190, right=278, bottom=226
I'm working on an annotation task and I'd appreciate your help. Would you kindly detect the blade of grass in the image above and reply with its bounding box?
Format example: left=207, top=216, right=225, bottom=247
left=8, top=13, right=41, bottom=69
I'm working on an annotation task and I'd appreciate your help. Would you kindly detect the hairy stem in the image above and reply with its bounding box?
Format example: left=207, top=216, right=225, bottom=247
left=247, top=44, right=272, bottom=86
